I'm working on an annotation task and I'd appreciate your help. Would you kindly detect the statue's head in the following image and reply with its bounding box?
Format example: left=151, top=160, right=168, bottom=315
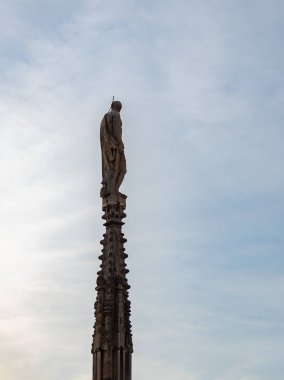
left=111, top=100, right=122, bottom=112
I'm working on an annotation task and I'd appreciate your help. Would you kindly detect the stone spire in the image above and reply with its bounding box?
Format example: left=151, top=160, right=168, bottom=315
left=92, top=102, right=133, bottom=380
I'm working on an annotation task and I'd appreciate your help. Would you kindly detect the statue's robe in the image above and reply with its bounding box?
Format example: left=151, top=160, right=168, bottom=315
left=100, top=110, right=126, bottom=196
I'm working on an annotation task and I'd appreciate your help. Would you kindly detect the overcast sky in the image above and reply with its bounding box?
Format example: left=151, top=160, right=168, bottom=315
left=0, top=1, right=283, bottom=380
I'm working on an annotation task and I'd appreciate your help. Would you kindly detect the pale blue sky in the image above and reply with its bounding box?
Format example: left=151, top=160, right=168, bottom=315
left=0, top=1, right=283, bottom=380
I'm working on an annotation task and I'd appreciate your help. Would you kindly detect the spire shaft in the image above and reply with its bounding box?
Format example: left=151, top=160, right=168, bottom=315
left=92, top=194, right=133, bottom=380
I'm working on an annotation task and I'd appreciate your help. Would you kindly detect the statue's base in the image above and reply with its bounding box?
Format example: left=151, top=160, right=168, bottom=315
left=102, top=193, right=127, bottom=209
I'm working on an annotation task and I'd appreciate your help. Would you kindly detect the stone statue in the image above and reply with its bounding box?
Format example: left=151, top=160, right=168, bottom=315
left=100, top=100, right=127, bottom=198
